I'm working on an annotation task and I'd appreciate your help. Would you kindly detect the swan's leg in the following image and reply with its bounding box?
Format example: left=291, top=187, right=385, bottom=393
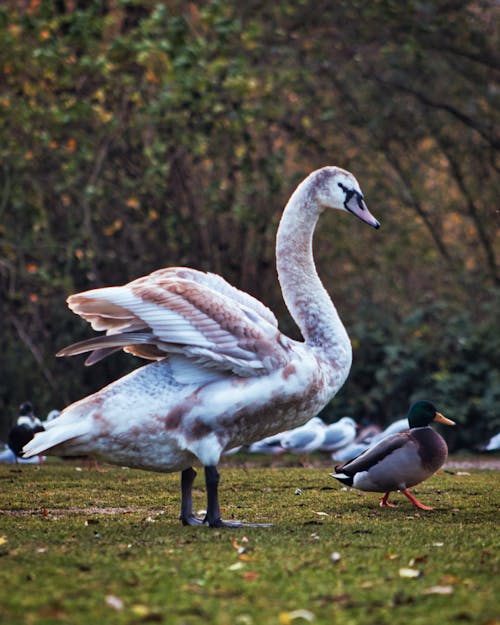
left=379, top=492, right=397, bottom=507
left=179, top=467, right=203, bottom=526
left=402, top=488, right=434, bottom=511
left=203, top=465, right=272, bottom=528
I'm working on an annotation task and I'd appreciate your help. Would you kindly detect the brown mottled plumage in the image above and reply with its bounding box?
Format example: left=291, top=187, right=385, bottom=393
left=24, top=167, right=380, bottom=527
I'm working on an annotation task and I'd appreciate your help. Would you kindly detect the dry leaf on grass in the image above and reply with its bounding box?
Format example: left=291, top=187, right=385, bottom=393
left=105, top=595, right=124, bottom=610
left=279, top=609, right=315, bottom=624
left=399, top=567, right=422, bottom=578
left=424, top=585, right=454, bottom=595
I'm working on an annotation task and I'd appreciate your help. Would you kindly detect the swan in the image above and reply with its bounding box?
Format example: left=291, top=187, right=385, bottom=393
left=23, top=166, right=380, bottom=527
left=330, top=401, right=455, bottom=510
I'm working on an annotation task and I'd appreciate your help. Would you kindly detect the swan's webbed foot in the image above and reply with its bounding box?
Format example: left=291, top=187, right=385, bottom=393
left=203, top=465, right=272, bottom=529
left=181, top=514, right=204, bottom=526
left=179, top=465, right=272, bottom=528
left=203, top=517, right=272, bottom=529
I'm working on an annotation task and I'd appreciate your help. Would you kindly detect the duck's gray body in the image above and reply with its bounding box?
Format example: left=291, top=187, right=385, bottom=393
left=333, top=426, right=448, bottom=492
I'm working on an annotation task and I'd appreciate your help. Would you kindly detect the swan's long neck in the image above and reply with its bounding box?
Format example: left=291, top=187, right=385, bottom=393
left=276, top=174, right=352, bottom=370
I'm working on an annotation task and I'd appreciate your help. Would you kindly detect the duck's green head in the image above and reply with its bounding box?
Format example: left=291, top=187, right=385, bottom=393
left=407, top=401, right=455, bottom=428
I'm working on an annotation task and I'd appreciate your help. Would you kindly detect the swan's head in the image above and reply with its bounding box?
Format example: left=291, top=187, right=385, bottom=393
left=314, top=167, right=380, bottom=229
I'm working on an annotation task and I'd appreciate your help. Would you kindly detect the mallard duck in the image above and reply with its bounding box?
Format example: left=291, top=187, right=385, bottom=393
left=23, top=166, right=380, bottom=527
left=330, top=401, right=455, bottom=510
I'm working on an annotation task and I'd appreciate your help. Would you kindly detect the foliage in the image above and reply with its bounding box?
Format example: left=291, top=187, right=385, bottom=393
left=0, top=462, right=498, bottom=625
left=326, top=292, right=500, bottom=450
left=0, top=1, right=498, bottom=446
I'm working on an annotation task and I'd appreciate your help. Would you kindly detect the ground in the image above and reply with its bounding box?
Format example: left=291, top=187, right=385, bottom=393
left=0, top=455, right=498, bottom=625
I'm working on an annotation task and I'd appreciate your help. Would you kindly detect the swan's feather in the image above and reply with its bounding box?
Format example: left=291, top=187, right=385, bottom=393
left=60, top=268, right=288, bottom=376
left=24, top=167, right=381, bottom=504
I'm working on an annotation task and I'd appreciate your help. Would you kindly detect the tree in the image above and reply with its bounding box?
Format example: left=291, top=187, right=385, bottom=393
left=0, top=1, right=498, bottom=447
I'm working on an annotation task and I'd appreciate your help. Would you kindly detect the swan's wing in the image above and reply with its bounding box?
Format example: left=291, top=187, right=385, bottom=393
left=334, top=433, right=411, bottom=475
left=155, top=268, right=279, bottom=328
left=58, top=268, right=289, bottom=377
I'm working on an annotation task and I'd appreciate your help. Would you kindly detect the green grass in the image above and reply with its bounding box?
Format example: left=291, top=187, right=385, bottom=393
left=0, top=458, right=498, bottom=625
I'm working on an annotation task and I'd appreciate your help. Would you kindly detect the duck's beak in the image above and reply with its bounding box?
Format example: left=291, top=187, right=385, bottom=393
left=434, top=412, right=456, bottom=426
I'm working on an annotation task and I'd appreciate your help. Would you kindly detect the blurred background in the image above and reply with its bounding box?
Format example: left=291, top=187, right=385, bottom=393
left=0, top=0, right=498, bottom=451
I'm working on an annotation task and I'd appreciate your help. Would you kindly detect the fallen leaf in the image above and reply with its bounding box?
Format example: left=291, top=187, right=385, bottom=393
left=279, top=609, right=315, bottom=624
left=228, top=562, right=244, bottom=571
left=232, top=538, right=250, bottom=554
left=105, top=595, right=124, bottom=610
left=0, top=536, right=7, bottom=547
left=238, top=553, right=255, bottom=562
left=409, top=556, right=428, bottom=565
left=243, top=571, right=259, bottom=581
left=424, top=585, right=454, bottom=595
left=131, top=605, right=150, bottom=617
left=440, top=574, right=462, bottom=585
left=385, top=553, right=399, bottom=560
left=399, top=568, right=422, bottom=578
left=313, top=511, right=329, bottom=517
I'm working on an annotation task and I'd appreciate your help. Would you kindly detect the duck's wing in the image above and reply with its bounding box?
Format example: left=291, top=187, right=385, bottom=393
left=57, top=267, right=289, bottom=377
left=334, top=432, right=412, bottom=475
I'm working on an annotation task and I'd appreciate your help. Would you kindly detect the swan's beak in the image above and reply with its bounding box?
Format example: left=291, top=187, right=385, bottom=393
left=345, top=194, right=380, bottom=229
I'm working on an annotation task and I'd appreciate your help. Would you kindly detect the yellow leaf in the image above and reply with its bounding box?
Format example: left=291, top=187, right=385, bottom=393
left=0, top=536, right=7, bottom=546
left=279, top=610, right=315, bottom=625
left=131, top=605, right=150, bottom=616
left=126, top=197, right=140, bottom=209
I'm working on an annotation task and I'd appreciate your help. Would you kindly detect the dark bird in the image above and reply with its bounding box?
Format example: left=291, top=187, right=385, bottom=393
left=8, top=402, right=45, bottom=462
left=330, top=401, right=455, bottom=510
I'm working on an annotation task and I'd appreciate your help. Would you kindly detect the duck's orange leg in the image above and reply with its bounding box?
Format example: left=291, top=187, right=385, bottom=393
left=402, top=489, right=434, bottom=511
left=379, top=492, right=397, bottom=507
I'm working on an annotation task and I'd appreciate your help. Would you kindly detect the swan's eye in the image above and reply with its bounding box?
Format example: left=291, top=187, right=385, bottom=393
left=338, top=182, right=365, bottom=211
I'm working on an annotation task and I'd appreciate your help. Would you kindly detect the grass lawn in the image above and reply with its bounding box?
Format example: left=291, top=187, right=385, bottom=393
left=0, top=457, right=498, bottom=625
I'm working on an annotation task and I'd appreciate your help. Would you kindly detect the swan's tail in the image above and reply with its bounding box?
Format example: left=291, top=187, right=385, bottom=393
left=22, top=408, right=89, bottom=458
